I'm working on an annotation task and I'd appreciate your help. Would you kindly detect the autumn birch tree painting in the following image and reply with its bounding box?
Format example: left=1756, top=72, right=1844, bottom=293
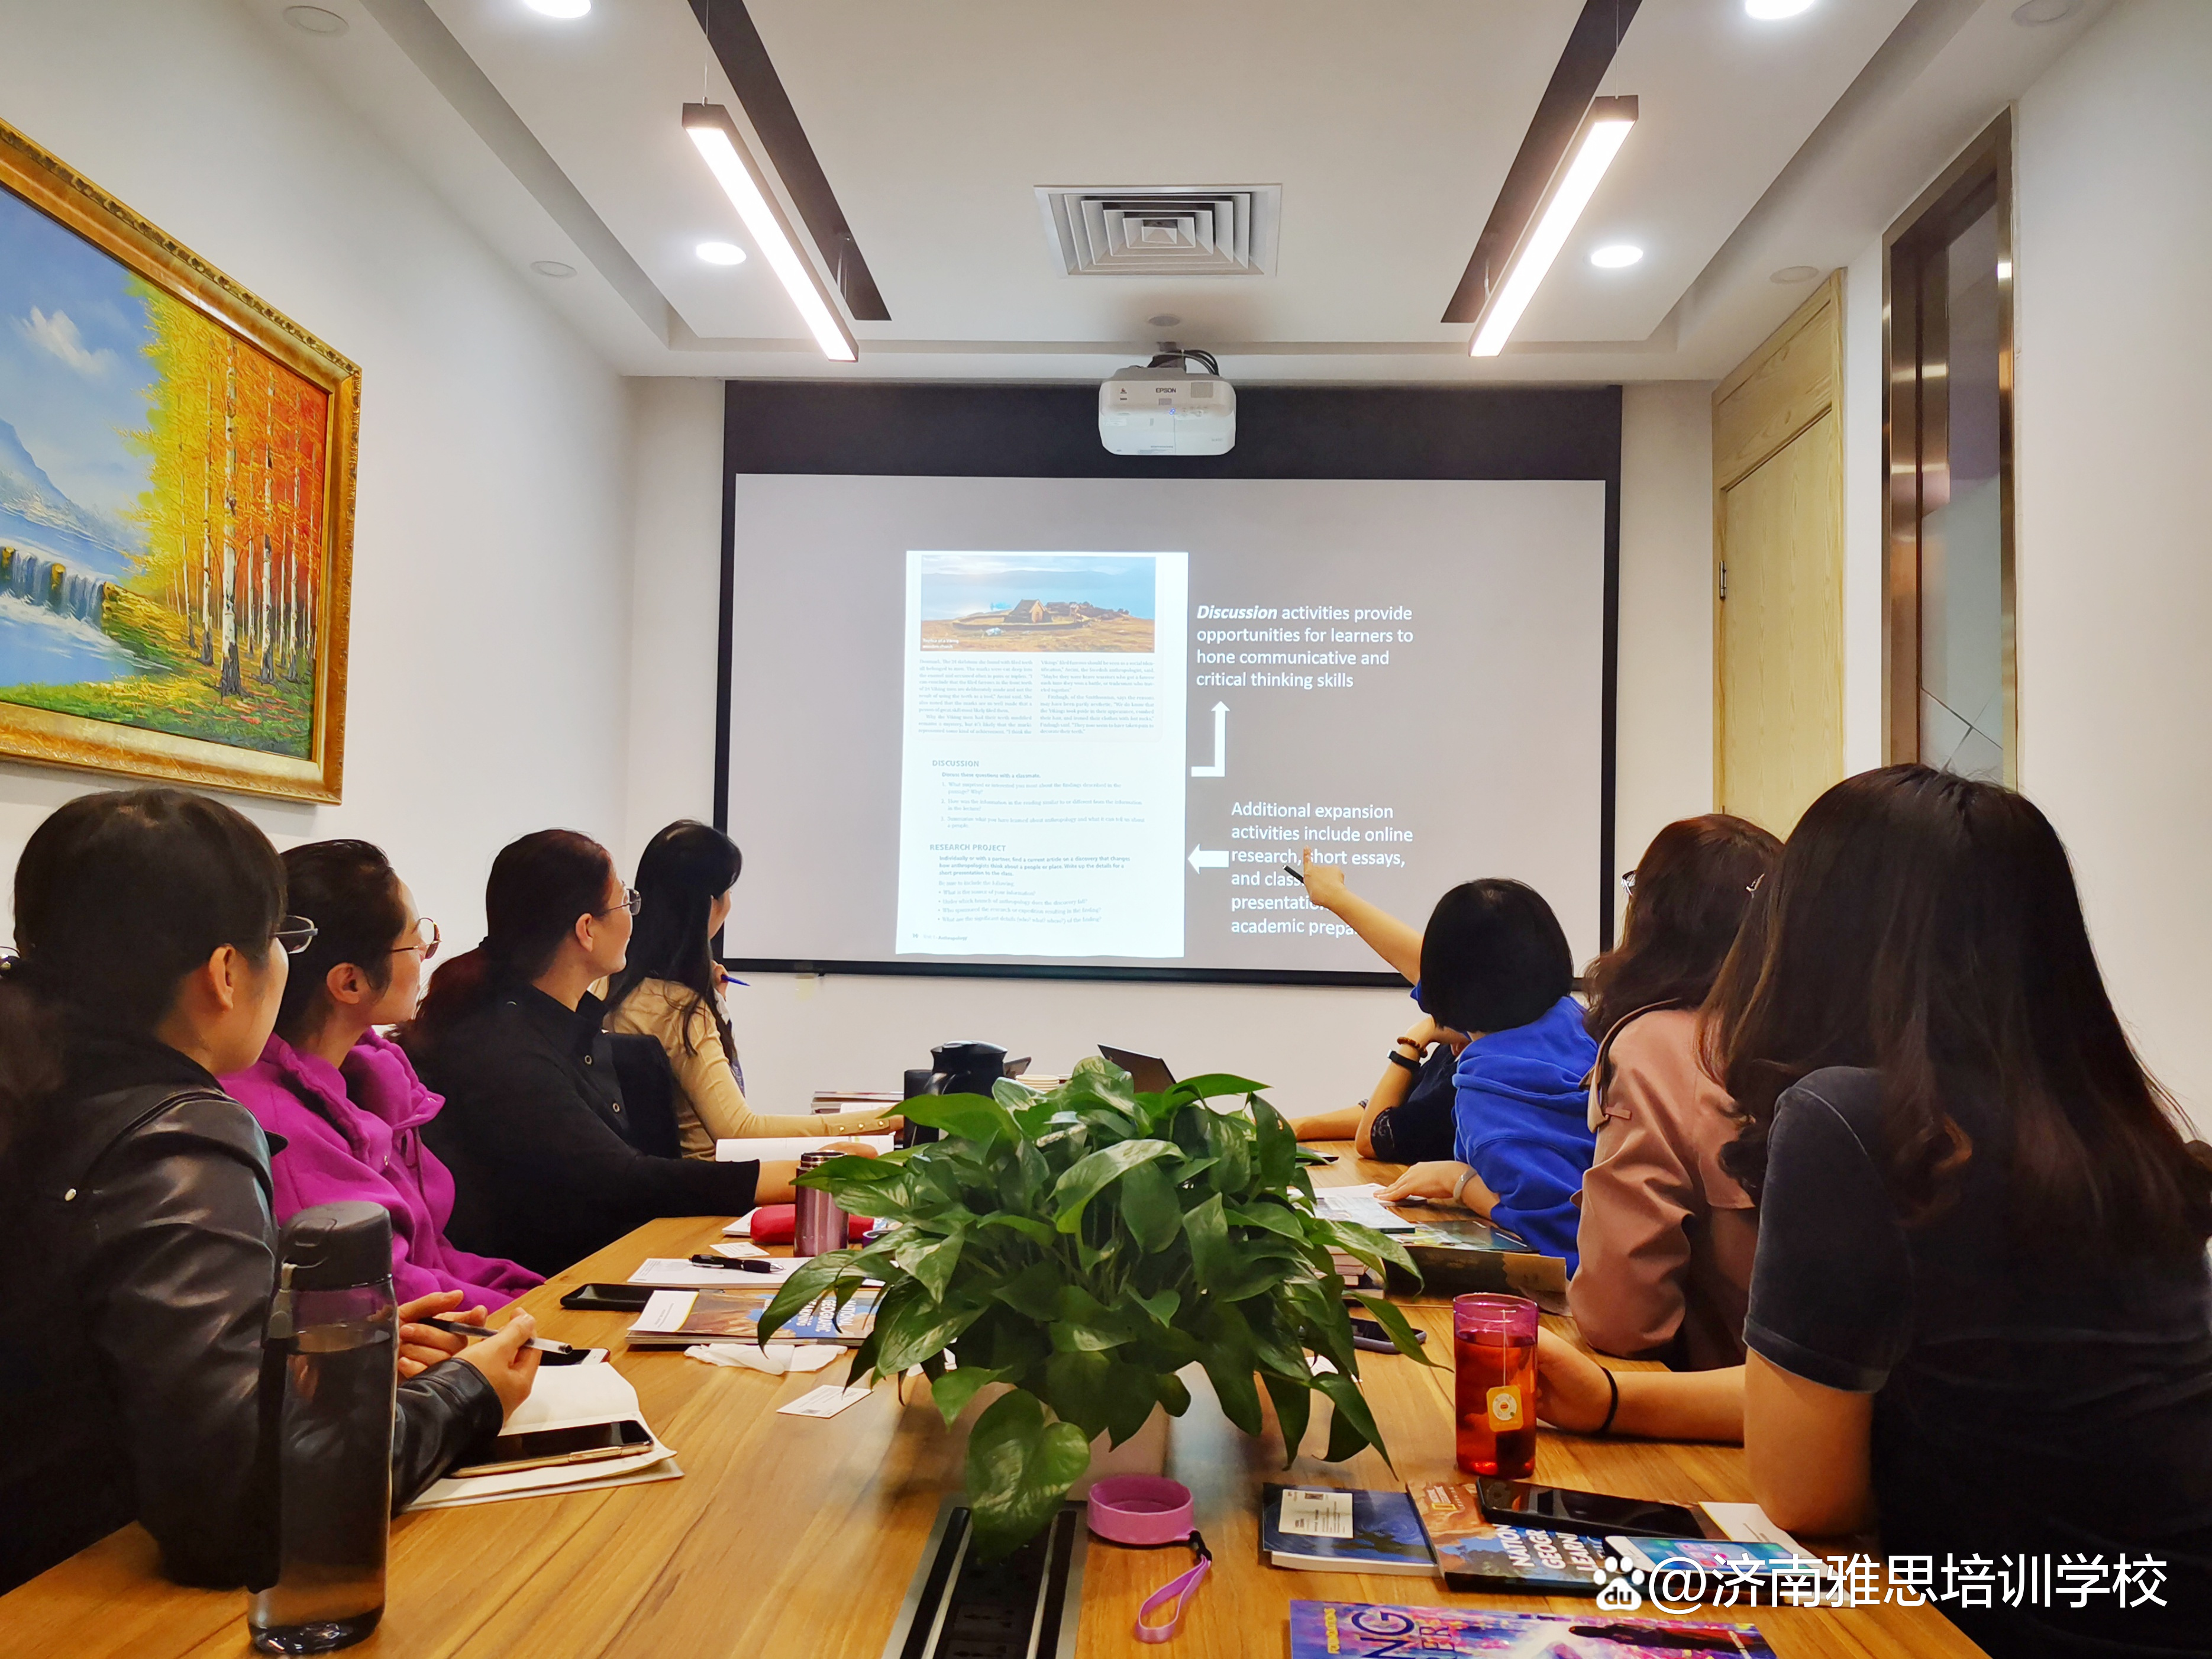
left=0, top=115, right=354, bottom=802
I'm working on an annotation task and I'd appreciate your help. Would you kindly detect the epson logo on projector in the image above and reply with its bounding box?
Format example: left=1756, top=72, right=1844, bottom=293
left=1098, top=364, right=1236, bottom=456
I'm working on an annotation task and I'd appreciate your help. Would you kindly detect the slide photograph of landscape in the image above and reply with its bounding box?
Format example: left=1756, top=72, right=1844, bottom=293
left=916, top=551, right=1157, bottom=653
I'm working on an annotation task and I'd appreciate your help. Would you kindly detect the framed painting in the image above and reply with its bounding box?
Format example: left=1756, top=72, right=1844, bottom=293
left=0, top=117, right=356, bottom=802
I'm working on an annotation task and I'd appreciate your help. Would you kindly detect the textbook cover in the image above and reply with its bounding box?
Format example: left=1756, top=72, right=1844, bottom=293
left=1406, top=1480, right=1607, bottom=1595
left=1386, top=1219, right=1568, bottom=1311
left=1288, top=1602, right=1778, bottom=1658
left=1260, top=1486, right=1435, bottom=1574
left=626, top=1287, right=879, bottom=1348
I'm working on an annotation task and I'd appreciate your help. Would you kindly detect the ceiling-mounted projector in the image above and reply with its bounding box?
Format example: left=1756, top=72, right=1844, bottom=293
left=1099, top=346, right=1235, bottom=456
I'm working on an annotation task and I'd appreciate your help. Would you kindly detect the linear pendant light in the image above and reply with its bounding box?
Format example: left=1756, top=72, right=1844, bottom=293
left=1469, top=95, right=1638, bottom=357
left=682, top=101, right=857, bottom=362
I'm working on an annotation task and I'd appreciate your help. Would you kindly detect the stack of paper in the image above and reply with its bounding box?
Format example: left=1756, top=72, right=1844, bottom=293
left=409, top=1364, right=679, bottom=1510
left=713, top=1134, right=896, bottom=1163
left=1312, top=1184, right=1418, bottom=1234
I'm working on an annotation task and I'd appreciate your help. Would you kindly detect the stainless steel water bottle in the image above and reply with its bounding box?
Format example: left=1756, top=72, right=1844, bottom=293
left=792, top=1148, right=850, bottom=1255
left=249, top=1202, right=398, bottom=1654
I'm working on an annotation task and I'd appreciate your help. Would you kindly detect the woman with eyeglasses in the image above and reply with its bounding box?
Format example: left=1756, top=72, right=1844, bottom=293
left=404, top=828, right=810, bottom=1274
left=221, top=841, right=541, bottom=1326
left=1569, top=815, right=1780, bottom=1371
left=0, top=790, right=538, bottom=1593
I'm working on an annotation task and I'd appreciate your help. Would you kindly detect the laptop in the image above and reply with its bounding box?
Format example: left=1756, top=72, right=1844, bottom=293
left=1097, top=1045, right=1176, bottom=1094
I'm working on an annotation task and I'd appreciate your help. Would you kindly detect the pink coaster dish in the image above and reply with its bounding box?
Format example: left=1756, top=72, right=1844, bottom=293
left=1085, top=1476, right=1194, bottom=1547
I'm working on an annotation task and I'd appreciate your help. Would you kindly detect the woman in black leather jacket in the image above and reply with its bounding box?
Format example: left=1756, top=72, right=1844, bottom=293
left=0, top=789, right=540, bottom=1593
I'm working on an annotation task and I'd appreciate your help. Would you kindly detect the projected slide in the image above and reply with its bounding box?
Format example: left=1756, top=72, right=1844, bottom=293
left=722, top=475, right=1606, bottom=976
left=896, top=551, right=1189, bottom=957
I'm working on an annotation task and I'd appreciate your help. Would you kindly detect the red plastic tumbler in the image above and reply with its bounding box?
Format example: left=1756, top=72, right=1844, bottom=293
left=1454, top=1293, right=1539, bottom=1479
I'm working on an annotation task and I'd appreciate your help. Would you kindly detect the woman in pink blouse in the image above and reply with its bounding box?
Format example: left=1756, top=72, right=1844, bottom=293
left=1570, top=815, right=1780, bottom=1370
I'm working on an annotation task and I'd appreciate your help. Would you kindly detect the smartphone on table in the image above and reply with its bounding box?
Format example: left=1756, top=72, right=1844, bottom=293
left=451, top=1419, right=654, bottom=1478
left=1475, top=1477, right=1704, bottom=1541
left=1347, top=1314, right=1426, bottom=1353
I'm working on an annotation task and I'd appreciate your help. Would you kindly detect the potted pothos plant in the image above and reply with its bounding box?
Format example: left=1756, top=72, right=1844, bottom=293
left=758, top=1057, right=1432, bottom=1559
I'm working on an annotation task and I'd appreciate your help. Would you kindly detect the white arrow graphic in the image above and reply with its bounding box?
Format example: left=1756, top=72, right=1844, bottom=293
left=1189, top=702, right=1230, bottom=777
left=1187, top=845, right=1228, bottom=873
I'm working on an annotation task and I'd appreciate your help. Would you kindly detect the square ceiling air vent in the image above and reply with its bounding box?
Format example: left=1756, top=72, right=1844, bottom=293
left=1037, top=186, right=1280, bottom=276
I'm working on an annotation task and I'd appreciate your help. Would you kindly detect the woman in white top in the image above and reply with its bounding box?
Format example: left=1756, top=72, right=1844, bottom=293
left=602, top=821, right=897, bottom=1159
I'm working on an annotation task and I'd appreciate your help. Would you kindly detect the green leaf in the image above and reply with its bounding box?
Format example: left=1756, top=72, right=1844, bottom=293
left=979, top=1212, right=1056, bottom=1247
left=1048, top=1138, right=1180, bottom=1234
left=893, top=1228, right=967, bottom=1303
left=1250, top=1092, right=1299, bottom=1190
left=965, top=1390, right=1092, bottom=1561
left=1261, top=1369, right=1313, bottom=1465
left=1320, top=1218, right=1420, bottom=1286
left=1183, top=1192, right=1234, bottom=1289
left=755, top=1250, right=863, bottom=1343
left=931, top=1364, right=1007, bottom=1425
left=901, top=1090, right=1021, bottom=1148
left=1348, top=1292, right=1439, bottom=1367
left=1164, top=1072, right=1268, bottom=1103
left=1126, top=1285, right=1180, bottom=1328
left=993, top=1261, right=1065, bottom=1322
left=1224, top=1200, right=1307, bottom=1242
left=1315, top=1368, right=1390, bottom=1467
left=1102, top=1364, right=1158, bottom=1446
left=1154, top=1368, right=1192, bottom=1416
left=1119, top=1157, right=1183, bottom=1253
left=1199, top=1109, right=1252, bottom=1196
left=1042, top=1348, right=1115, bottom=1439
left=871, top=1282, right=988, bottom=1374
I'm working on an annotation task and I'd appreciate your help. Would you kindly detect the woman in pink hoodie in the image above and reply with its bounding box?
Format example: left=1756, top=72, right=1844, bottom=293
left=223, top=840, right=540, bottom=1311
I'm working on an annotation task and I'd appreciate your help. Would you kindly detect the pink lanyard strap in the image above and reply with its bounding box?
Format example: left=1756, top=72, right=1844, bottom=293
left=1134, top=1532, right=1212, bottom=1643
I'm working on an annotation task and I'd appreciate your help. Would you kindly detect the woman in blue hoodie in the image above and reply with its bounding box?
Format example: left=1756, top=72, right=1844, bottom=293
left=1374, top=879, right=1599, bottom=1267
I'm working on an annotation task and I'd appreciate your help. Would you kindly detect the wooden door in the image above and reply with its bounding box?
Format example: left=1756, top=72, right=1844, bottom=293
left=1713, top=274, right=1845, bottom=836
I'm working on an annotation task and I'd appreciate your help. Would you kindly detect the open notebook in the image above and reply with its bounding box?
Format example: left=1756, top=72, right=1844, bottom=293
left=408, top=1363, right=680, bottom=1509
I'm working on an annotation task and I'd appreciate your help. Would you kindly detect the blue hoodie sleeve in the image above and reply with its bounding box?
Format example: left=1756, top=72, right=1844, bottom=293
left=1471, top=1136, right=1588, bottom=1271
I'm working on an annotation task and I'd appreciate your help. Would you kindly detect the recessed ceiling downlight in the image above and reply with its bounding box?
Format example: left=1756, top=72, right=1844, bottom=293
left=1770, top=264, right=1820, bottom=283
left=531, top=260, right=577, bottom=279
left=696, top=241, right=747, bottom=266
left=1745, top=0, right=1816, bottom=17
left=283, top=5, right=347, bottom=34
left=524, top=0, right=590, bottom=18
left=1590, top=244, right=1643, bottom=269
left=2012, top=0, right=2078, bottom=22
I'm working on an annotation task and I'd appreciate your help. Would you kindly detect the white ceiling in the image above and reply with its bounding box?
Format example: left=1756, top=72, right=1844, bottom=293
left=246, top=0, right=2113, bottom=384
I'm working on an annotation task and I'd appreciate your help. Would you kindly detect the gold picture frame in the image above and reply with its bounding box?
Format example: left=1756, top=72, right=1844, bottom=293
left=0, top=116, right=356, bottom=803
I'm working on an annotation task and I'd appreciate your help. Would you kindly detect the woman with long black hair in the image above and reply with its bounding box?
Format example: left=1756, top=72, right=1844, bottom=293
left=0, top=789, right=537, bottom=1593
left=1570, top=814, right=1781, bottom=1369
left=408, top=828, right=800, bottom=1273
left=1535, top=766, right=2212, bottom=1657
left=603, top=821, right=897, bottom=1158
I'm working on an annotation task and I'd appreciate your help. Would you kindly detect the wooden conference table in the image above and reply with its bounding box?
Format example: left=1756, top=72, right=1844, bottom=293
left=2, top=1145, right=1982, bottom=1658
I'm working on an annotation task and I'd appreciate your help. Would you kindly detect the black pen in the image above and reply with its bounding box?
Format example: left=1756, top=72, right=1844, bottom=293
left=1282, top=862, right=1306, bottom=882
left=689, top=1253, right=776, bottom=1273
left=416, top=1315, right=583, bottom=1356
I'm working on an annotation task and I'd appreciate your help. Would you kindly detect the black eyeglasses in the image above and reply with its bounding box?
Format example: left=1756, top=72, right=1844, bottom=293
left=598, top=886, right=642, bottom=918
left=273, top=916, right=319, bottom=956
left=390, top=917, right=441, bottom=962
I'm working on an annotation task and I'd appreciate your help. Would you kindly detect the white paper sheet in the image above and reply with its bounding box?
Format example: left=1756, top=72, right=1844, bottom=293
left=1312, top=1184, right=1418, bottom=1234
left=626, top=1257, right=806, bottom=1288
left=685, top=1342, right=847, bottom=1374
left=776, top=1383, right=876, bottom=1419
left=713, top=1134, right=896, bottom=1163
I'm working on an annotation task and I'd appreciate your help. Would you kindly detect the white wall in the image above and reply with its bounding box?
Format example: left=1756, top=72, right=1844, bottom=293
left=0, top=0, right=632, bottom=943
left=1615, top=382, right=1719, bottom=932
left=621, top=382, right=1719, bottom=1121
left=1828, top=0, right=2212, bottom=1130
left=2010, top=0, right=2212, bottom=1128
